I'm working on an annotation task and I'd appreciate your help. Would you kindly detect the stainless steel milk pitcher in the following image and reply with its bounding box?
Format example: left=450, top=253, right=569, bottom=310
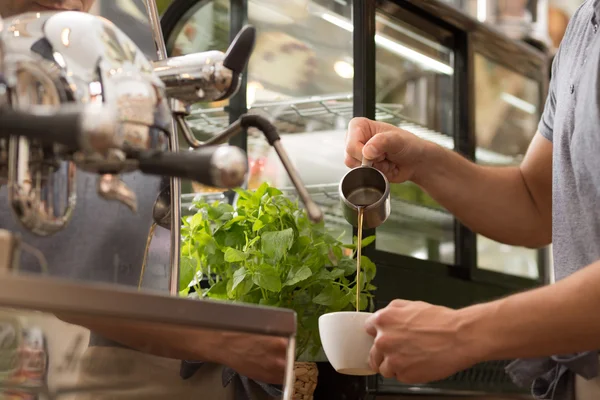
left=339, top=159, right=390, bottom=229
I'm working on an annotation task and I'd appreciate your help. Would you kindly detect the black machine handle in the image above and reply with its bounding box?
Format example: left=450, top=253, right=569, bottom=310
left=223, top=25, right=256, bottom=74
left=136, top=145, right=248, bottom=189
left=0, top=105, right=120, bottom=152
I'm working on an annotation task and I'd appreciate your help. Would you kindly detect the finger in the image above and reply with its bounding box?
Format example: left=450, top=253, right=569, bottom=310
left=365, top=312, right=379, bottom=336
left=369, top=345, right=384, bottom=372
left=362, top=130, right=407, bottom=161
left=344, top=152, right=361, bottom=169
left=378, top=357, right=397, bottom=379
left=371, top=160, right=396, bottom=176
left=346, top=117, right=375, bottom=161
left=389, top=299, right=411, bottom=308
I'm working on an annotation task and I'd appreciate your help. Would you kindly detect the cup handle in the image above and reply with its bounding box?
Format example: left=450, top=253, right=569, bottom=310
left=362, top=158, right=373, bottom=167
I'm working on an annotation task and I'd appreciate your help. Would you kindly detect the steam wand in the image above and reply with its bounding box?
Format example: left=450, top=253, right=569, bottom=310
left=175, top=113, right=324, bottom=224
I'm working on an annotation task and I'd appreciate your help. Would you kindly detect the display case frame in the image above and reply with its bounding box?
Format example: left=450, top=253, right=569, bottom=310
left=160, top=0, right=550, bottom=397
left=361, top=0, right=550, bottom=292
left=363, top=0, right=549, bottom=397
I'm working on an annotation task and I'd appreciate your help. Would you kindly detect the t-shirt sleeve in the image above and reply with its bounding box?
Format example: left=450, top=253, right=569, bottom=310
left=538, top=52, right=560, bottom=143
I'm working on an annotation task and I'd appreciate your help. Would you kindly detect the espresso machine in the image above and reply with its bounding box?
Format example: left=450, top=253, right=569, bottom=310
left=0, top=2, right=322, bottom=398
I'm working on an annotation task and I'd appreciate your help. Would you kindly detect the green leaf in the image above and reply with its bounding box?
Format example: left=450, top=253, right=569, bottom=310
left=238, top=279, right=254, bottom=296
left=360, top=256, right=377, bottom=281
left=259, top=297, right=280, bottom=307
left=313, top=286, right=341, bottom=306
left=252, top=218, right=265, bottom=232
left=254, top=182, right=270, bottom=200
left=233, top=187, right=251, bottom=200
left=223, top=225, right=246, bottom=248
left=205, top=281, right=228, bottom=300
left=329, top=268, right=346, bottom=279
left=224, top=247, right=248, bottom=263
left=261, top=228, right=294, bottom=262
left=223, top=215, right=245, bottom=229
left=194, top=231, right=218, bottom=255
left=245, top=236, right=260, bottom=251
left=189, top=213, right=204, bottom=229
left=253, top=265, right=282, bottom=292
left=231, top=267, right=248, bottom=292
left=284, top=265, right=312, bottom=286
left=331, top=246, right=343, bottom=263
left=207, top=202, right=234, bottom=220
left=334, top=292, right=351, bottom=310
left=339, top=257, right=356, bottom=275
left=206, top=249, right=224, bottom=267
left=361, top=235, right=376, bottom=248
left=351, top=293, right=369, bottom=311
left=267, top=187, right=283, bottom=196
left=179, top=256, right=196, bottom=291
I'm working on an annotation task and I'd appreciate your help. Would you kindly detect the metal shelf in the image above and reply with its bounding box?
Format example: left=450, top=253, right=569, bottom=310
left=182, top=183, right=454, bottom=241
left=187, top=93, right=517, bottom=166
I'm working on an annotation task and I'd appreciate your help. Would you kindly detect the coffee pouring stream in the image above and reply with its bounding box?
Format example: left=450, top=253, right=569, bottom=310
left=0, top=11, right=323, bottom=238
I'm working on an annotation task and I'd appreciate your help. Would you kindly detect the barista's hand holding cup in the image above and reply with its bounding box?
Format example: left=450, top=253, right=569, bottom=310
left=318, top=312, right=377, bottom=375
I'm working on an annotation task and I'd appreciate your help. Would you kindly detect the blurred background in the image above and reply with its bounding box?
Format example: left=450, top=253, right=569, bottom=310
left=88, top=0, right=580, bottom=285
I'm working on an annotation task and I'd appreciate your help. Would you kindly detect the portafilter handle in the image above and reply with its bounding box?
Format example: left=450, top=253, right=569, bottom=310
left=0, top=104, right=122, bottom=155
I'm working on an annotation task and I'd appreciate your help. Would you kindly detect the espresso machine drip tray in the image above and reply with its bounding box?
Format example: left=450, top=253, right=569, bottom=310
left=0, top=274, right=296, bottom=399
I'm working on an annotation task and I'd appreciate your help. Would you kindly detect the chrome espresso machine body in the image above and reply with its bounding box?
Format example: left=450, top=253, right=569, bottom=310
left=0, top=4, right=320, bottom=399
left=0, top=11, right=173, bottom=235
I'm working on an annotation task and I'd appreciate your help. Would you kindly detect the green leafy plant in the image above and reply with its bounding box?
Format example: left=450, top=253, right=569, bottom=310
left=180, top=182, right=377, bottom=359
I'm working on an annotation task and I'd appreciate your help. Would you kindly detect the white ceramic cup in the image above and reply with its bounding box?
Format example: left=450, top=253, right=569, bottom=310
left=318, top=311, right=376, bottom=376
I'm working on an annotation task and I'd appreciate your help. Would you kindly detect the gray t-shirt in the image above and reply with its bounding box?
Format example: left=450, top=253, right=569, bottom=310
left=0, top=171, right=169, bottom=288
left=505, top=1, right=600, bottom=398
left=540, top=0, right=600, bottom=281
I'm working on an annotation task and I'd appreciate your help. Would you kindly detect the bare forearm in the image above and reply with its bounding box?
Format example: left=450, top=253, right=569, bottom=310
left=413, top=139, right=551, bottom=247
left=57, top=314, right=287, bottom=383
left=57, top=315, right=223, bottom=363
left=461, top=260, right=600, bottom=361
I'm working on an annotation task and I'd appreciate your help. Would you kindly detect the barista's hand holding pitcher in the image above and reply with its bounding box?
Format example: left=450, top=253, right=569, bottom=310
left=345, top=117, right=428, bottom=182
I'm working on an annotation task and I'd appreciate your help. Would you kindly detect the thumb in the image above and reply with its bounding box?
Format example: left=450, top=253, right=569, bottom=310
left=363, top=131, right=406, bottom=162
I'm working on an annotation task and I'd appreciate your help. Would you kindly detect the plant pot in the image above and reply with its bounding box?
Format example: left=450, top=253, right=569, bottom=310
left=293, top=362, right=318, bottom=400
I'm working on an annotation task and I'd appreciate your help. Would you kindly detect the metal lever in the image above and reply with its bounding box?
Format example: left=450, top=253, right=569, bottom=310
left=238, top=115, right=323, bottom=223
left=223, top=25, right=256, bottom=74
left=135, top=146, right=248, bottom=188
left=152, top=26, right=256, bottom=105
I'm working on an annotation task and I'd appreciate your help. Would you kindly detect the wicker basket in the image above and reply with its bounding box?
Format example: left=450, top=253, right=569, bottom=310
left=293, top=362, right=318, bottom=400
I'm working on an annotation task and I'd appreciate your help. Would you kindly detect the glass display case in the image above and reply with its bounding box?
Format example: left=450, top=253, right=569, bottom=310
left=474, top=52, right=542, bottom=280
left=373, top=4, right=456, bottom=264
left=160, top=0, right=550, bottom=398
left=437, top=0, right=551, bottom=49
